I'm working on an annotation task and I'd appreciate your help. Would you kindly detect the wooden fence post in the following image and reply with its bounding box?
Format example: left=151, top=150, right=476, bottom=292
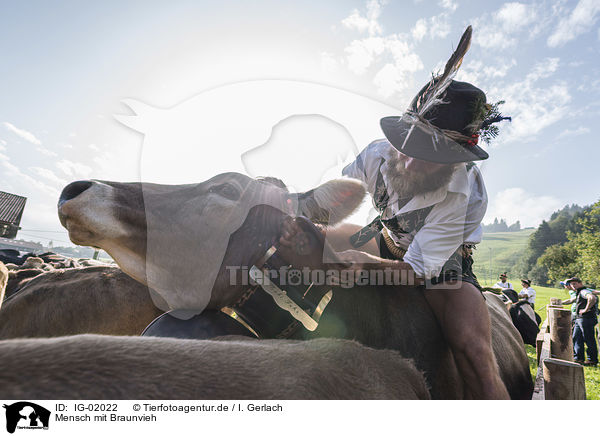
left=543, top=358, right=586, bottom=400
left=548, top=307, right=573, bottom=361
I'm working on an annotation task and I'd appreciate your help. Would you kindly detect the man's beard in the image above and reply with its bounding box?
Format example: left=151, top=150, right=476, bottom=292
left=386, top=152, right=458, bottom=198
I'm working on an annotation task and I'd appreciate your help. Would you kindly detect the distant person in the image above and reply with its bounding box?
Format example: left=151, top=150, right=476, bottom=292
left=518, top=279, right=536, bottom=309
left=562, top=277, right=598, bottom=366
left=493, top=273, right=518, bottom=303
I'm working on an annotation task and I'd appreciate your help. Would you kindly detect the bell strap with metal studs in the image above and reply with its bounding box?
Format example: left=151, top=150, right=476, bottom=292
left=220, top=244, right=334, bottom=339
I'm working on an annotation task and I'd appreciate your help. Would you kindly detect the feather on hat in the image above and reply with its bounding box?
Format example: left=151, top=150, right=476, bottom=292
left=380, top=25, right=510, bottom=164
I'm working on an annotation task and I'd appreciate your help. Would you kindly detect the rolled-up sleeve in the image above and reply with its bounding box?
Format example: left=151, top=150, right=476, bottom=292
left=464, top=165, right=487, bottom=244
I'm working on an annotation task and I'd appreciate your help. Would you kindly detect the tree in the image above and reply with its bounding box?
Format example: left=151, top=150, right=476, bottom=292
left=537, top=241, right=581, bottom=284
left=528, top=264, right=550, bottom=286
left=508, top=220, right=521, bottom=232
left=570, top=201, right=600, bottom=286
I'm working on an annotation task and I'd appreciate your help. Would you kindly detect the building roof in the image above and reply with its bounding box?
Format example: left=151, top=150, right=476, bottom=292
left=0, top=191, right=27, bottom=225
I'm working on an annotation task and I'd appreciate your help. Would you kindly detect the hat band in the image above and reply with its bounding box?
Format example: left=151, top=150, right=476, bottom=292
left=402, top=111, right=481, bottom=149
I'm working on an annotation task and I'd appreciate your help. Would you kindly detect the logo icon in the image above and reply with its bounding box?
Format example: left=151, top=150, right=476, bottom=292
left=3, top=402, right=50, bottom=434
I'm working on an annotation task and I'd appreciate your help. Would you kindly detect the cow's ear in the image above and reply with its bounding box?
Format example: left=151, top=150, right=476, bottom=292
left=296, top=178, right=366, bottom=225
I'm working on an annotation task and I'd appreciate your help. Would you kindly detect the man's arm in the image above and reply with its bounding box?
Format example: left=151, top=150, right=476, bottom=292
left=580, top=293, right=597, bottom=315
left=561, top=297, right=575, bottom=305
left=335, top=249, right=426, bottom=286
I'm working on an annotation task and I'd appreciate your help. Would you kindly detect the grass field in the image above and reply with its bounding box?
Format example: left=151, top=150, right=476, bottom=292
left=478, top=252, right=600, bottom=399
left=472, top=229, right=535, bottom=283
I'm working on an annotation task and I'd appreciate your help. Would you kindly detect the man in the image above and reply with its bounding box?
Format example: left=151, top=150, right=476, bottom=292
left=562, top=277, right=598, bottom=366
left=494, top=273, right=513, bottom=290
left=518, top=279, right=536, bottom=309
left=494, top=273, right=518, bottom=303
left=283, top=28, right=511, bottom=399
left=559, top=279, right=578, bottom=322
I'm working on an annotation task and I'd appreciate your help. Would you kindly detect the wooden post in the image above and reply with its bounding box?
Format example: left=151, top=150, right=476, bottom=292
left=533, top=332, right=551, bottom=400
left=536, top=318, right=549, bottom=365
left=543, top=358, right=586, bottom=400
left=548, top=307, right=573, bottom=361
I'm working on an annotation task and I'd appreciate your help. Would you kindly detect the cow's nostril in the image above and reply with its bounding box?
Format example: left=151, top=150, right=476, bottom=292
left=59, top=181, right=94, bottom=207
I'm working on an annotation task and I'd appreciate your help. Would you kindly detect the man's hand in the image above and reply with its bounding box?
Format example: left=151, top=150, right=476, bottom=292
left=336, top=249, right=382, bottom=271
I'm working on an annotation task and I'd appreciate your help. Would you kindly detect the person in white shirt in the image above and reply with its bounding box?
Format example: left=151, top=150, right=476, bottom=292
left=518, top=279, right=536, bottom=308
left=282, top=29, right=511, bottom=399
left=494, top=273, right=518, bottom=303
left=493, top=273, right=513, bottom=290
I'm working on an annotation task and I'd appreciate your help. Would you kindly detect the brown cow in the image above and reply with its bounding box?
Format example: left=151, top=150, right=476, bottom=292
left=56, top=174, right=532, bottom=399
left=0, top=335, right=430, bottom=400
left=4, top=268, right=45, bottom=299
left=0, top=266, right=162, bottom=339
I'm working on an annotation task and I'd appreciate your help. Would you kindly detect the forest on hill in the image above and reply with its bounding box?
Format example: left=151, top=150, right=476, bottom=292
left=478, top=202, right=600, bottom=288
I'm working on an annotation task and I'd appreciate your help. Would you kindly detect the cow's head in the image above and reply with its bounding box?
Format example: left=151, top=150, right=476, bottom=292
left=58, top=172, right=365, bottom=313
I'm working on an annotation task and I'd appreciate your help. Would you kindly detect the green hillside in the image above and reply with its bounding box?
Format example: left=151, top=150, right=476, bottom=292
left=472, top=229, right=535, bottom=283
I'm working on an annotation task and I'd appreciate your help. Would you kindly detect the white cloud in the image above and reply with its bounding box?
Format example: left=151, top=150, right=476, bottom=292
left=411, top=18, right=427, bottom=41
left=341, top=0, right=385, bottom=36
left=339, top=1, right=427, bottom=97
left=35, top=146, right=58, bottom=157
left=428, top=13, right=451, bottom=39
left=373, top=64, right=407, bottom=98
left=29, top=167, right=68, bottom=186
left=3, top=122, right=42, bottom=145
left=345, top=37, right=386, bottom=74
left=56, top=159, right=93, bottom=178
left=527, top=57, right=559, bottom=81
left=485, top=188, right=562, bottom=227
left=557, top=126, right=590, bottom=138
left=456, top=59, right=517, bottom=85
left=439, top=0, right=457, bottom=12
left=0, top=152, right=60, bottom=197
left=345, top=34, right=424, bottom=96
left=548, top=0, right=600, bottom=47
left=485, top=57, right=570, bottom=144
left=411, top=12, right=452, bottom=41
left=473, top=2, right=538, bottom=49
left=89, top=143, right=101, bottom=151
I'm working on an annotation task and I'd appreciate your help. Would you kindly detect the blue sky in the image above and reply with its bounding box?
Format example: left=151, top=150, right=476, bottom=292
left=1, top=0, right=599, bottom=246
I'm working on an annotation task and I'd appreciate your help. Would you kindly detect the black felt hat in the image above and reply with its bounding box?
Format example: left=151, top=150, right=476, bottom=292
left=381, top=80, right=490, bottom=163
left=380, top=26, right=508, bottom=164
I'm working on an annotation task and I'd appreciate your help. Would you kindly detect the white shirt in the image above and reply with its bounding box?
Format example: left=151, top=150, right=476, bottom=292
left=519, top=287, right=536, bottom=305
left=343, top=139, right=488, bottom=279
left=493, top=281, right=514, bottom=290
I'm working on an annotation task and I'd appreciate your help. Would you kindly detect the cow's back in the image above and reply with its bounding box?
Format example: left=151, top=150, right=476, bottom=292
left=0, top=267, right=163, bottom=338
left=299, top=287, right=532, bottom=399
left=0, top=335, right=430, bottom=400
left=301, top=285, right=463, bottom=399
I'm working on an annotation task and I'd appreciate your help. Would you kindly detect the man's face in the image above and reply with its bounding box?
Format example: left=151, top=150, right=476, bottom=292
left=569, top=281, right=582, bottom=291
left=386, top=150, right=457, bottom=197
left=500, top=276, right=506, bottom=283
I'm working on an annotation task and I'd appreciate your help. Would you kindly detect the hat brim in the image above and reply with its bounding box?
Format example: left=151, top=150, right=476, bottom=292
left=381, top=116, right=489, bottom=164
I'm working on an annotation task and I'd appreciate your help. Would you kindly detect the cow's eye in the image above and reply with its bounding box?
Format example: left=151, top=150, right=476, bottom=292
left=209, top=183, right=240, bottom=200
